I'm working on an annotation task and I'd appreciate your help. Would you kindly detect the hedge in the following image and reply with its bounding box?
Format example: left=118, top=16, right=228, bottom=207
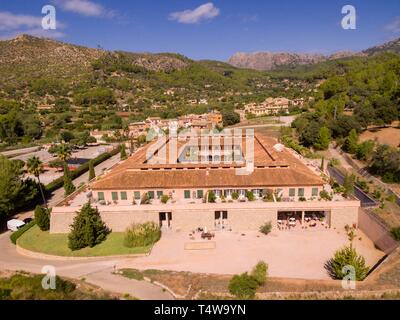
left=10, top=220, right=36, bottom=245
left=45, top=146, right=120, bottom=193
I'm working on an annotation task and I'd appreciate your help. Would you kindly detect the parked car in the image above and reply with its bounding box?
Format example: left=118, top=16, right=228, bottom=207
left=7, top=219, right=25, bottom=232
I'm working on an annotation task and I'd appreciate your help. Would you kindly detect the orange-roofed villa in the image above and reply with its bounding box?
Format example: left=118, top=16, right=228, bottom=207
left=50, top=131, right=360, bottom=234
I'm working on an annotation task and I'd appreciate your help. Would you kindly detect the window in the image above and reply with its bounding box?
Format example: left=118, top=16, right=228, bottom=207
left=157, top=191, right=164, bottom=199
left=148, top=191, right=155, bottom=200
left=184, top=190, right=191, bottom=199
left=134, top=191, right=141, bottom=200
left=120, top=192, right=127, bottom=200
left=98, top=192, right=105, bottom=201
left=197, top=190, right=204, bottom=199
left=298, top=188, right=305, bottom=197
left=289, top=188, right=295, bottom=197
left=111, top=192, right=118, bottom=201
left=312, top=188, right=319, bottom=197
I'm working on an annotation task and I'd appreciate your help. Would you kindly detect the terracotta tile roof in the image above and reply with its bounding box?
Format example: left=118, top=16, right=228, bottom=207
left=91, top=133, right=324, bottom=190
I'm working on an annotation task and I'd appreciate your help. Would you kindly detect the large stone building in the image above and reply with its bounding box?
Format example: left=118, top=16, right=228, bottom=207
left=51, top=132, right=360, bottom=234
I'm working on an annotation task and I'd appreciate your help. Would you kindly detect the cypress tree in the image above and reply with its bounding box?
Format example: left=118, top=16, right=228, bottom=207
left=88, top=160, right=96, bottom=181
left=120, top=144, right=127, bottom=160
left=63, top=163, right=76, bottom=196
left=34, top=205, right=50, bottom=231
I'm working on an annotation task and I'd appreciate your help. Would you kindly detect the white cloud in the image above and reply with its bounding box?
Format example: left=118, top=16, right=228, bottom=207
left=0, top=11, right=41, bottom=31
left=54, top=0, right=115, bottom=18
left=0, top=11, right=66, bottom=39
left=385, top=17, right=400, bottom=33
left=169, top=2, right=220, bottom=24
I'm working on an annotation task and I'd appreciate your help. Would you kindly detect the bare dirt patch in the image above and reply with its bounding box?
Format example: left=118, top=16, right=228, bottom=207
left=360, top=127, right=400, bottom=148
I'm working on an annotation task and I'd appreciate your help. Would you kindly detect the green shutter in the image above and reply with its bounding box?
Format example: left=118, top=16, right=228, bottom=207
left=312, top=188, right=319, bottom=197
left=289, top=188, right=295, bottom=197
left=148, top=191, right=155, bottom=199
left=184, top=190, right=191, bottom=199
left=197, top=190, right=204, bottom=199
left=112, top=192, right=118, bottom=201
left=120, top=192, right=127, bottom=200
left=157, top=191, right=164, bottom=199
left=298, top=188, right=305, bottom=197
left=134, top=191, right=141, bottom=200
left=98, top=192, right=105, bottom=201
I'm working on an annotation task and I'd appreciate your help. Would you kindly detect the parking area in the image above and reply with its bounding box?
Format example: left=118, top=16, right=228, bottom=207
left=119, top=228, right=385, bottom=280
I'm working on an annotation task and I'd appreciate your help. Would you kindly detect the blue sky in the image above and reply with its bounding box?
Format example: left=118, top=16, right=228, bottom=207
left=0, top=0, right=399, bottom=61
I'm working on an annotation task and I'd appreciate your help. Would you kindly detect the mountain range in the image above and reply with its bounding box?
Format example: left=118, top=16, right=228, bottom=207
left=228, top=38, right=400, bottom=71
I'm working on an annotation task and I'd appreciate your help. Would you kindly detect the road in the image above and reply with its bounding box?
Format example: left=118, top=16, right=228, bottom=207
left=0, top=231, right=173, bottom=300
left=328, top=166, right=378, bottom=208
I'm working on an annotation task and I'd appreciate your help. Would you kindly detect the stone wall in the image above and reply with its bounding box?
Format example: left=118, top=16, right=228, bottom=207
left=51, top=200, right=361, bottom=234
left=358, top=210, right=399, bottom=254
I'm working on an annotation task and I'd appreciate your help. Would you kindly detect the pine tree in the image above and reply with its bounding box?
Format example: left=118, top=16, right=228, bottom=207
left=88, top=160, right=96, bottom=181
left=63, top=164, right=76, bottom=196
left=344, top=129, right=359, bottom=154
left=34, top=205, right=50, bottom=231
left=120, top=144, right=127, bottom=160
left=315, top=127, right=331, bottom=150
left=68, top=202, right=110, bottom=251
left=327, top=246, right=369, bottom=281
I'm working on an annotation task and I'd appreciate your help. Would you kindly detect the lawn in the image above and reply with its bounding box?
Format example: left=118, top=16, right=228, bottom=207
left=18, top=225, right=152, bottom=257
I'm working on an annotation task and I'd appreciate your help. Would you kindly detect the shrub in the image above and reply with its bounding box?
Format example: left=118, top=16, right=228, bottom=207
left=319, top=190, right=332, bottom=201
left=326, top=246, right=370, bottom=281
left=34, top=205, right=50, bottom=231
left=263, top=190, right=274, bottom=202
left=386, top=194, right=397, bottom=203
left=260, top=221, right=272, bottom=235
left=123, top=222, right=161, bottom=248
left=140, top=193, right=150, bottom=205
left=391, top=227, right=400, bottom=241
left=251, top=261, right=268, bottom=286
left=68, top=202, right=111, bottom=251
left=161, top=195, right=170, bottom=204
left=245, top=190, right=255, bottom=201
left=208, top=191, right=216, bottom=203
left=228, top=273, right=258, bottom=299
left=10, top=221, right=36, bottom=244
left=231, top=192, right=239, bottom=200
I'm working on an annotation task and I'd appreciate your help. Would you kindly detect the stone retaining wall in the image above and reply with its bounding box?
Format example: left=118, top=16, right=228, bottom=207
left=51, top=201, right=361, bottom=234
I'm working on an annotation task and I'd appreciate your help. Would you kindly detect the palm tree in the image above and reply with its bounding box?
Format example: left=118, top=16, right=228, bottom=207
left=27, top=156, right=47, bottom=209
left=56, top=143, right=72, bottom=164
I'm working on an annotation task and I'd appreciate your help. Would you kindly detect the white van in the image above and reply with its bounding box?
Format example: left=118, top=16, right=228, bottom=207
left=7, top=219, right=25, bottom=232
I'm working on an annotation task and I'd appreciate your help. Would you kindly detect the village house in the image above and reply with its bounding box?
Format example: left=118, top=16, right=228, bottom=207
left=244, top=97, right=293, bottom=116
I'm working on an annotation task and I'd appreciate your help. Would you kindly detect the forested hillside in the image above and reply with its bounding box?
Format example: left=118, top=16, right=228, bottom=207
left=0, top=35, right=311, bottom=147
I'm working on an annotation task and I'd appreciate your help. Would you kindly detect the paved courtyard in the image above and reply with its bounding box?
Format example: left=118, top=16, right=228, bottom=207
left=118, top=228, right=385, bottom=280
